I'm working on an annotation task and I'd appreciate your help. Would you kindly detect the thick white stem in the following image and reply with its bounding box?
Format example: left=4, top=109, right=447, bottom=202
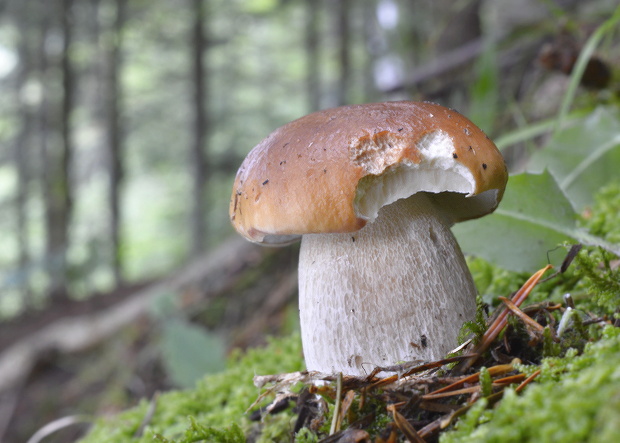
left=298, top=193, right=477, bottom=376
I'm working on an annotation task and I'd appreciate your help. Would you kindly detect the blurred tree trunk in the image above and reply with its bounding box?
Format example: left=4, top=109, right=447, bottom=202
left=305, top=0, right=321, bottom=112
left=333, top=0, right=351, bottom=106
left=105, top=0, right=126, bottom=286
left=362, top=0, right=379, bottom=102
left=36, top=2, right=52, bottom=300
left=435, top=0, right=481, bottom=54
left=189, top=0, right=209, bottom=257
left=42, top=0, right=75, bottom=300
left=14, top=4, right=36, bottom=305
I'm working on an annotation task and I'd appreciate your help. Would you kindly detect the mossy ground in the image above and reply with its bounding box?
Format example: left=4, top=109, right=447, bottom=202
left=441, top=327, right=620, bottom=443
left=81, top=335, right=304, bottom=443
left=82, top=183, right=620, bottom=442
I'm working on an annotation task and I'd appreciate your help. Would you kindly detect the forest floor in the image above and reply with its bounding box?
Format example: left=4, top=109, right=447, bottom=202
left=0, top=282, right=153, bottom=354
left=0, top=281, right=160, bottom=443
left=0, top=239, right=298, bottom=443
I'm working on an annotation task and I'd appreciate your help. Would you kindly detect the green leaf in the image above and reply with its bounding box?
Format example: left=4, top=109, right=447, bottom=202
left=528, top=107, right=620, bottom=210
left=150, top=292, right=179, bottom=319
left=161, top=318, right=227, bottom=388
left=454, top=171, right=620, bottom=272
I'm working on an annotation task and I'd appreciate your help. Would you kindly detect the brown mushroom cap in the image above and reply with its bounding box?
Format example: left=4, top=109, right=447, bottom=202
left=230, top=101, right=508, bottom=245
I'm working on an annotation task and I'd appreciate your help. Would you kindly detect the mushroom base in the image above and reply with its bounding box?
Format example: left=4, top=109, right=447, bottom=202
left=298, top=193, right=477, bottom=376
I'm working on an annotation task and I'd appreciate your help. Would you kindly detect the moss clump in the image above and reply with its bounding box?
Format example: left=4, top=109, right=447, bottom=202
left=81, top=334, right=304, bottom=443
left=82, top=183, right=620, bottom=442
left=581, top=182, right=620, bottom=244
left=570, top=182, right=620, bottom=316
left=441, top=326, right=620, bottom=443
left=438, top=183, right=620, bottom=443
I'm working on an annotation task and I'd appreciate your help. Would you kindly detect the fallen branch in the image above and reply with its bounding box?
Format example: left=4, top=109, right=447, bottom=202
left=0, top=237, right=261, bottom=394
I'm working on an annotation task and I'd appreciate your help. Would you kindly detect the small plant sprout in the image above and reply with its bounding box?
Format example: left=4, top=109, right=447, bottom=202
left=230, top=101, right=508, bottom=376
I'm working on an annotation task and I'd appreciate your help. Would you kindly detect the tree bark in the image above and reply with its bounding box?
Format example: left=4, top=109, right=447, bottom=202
left=36, top=3, right=51, bottom=301
left=40, top=0, right=74, bottom=300
left=305, top=0, right=321, bottom=112
left=334, top=0, right=351, bottom=106
left=13, top=3, right=36, bottom=305
left=189, top=0, right=209, bottom=257
left=362, top=0, right=379, bottom=102
left=105, top=0, right=127, bottom=286
left=49, top=0, right=74, bottom=299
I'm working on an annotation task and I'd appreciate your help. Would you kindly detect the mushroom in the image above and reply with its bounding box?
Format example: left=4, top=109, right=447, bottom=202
left=229, top=101, right=507, bottom=376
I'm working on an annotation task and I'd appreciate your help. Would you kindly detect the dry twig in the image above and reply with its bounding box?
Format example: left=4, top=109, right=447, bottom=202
left=454, top=265, right=552, bottom=374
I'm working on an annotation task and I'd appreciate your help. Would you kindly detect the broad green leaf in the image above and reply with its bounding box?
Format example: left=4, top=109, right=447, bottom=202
left=528, top=107, right=620, bottom=210
left=161, top=318, right=227, bottom=388
left=150, top=292, right=178, bottom=319
left=454, top=171, right=620, bottom=272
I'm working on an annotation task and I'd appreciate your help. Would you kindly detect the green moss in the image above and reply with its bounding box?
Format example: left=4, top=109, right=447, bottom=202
left=441, top=327, right=620, bottom=443
left=81, top=334, right=304, bottom=443
left=83, top=183, right=620, bottom=442
left=444, top=182, right=620, bottom=442
left=294, top=428, right=319, bottom=443
left=151, top=419, right=245, bottom=443
left=573, top=182, right=620, bottom=316
left=581, top=182, right=620, bottom=244
left=467, top=257, right=526, bottom=306
left=478, top=367, right=493, bottom=398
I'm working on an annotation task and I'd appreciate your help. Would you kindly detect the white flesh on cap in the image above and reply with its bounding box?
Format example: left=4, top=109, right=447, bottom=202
left=353, top=130, right=476, bottom=224
left=298, top=193, right=477, bottom=376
